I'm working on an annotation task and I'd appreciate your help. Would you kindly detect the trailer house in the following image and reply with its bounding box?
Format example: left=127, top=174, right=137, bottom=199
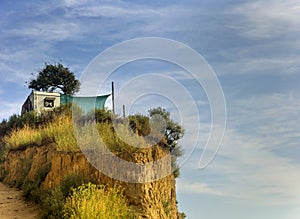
left=21, top=91, right=110, bottom=115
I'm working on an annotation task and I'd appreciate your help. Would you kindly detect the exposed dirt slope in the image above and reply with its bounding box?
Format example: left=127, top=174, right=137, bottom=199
left=1, top=144, right=181, bottom=219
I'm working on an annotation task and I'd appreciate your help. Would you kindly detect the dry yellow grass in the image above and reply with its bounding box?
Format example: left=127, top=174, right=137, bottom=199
left=4, top=115, right=152, bottom=153
left=4, top=125, right=42, bottom=149
left=4, top=116, right=79, bottom=151
left=64, top=183, right=135, bottom=219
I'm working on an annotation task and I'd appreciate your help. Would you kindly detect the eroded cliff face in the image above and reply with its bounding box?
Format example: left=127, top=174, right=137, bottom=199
left=1, top=144, right=180, bottom=219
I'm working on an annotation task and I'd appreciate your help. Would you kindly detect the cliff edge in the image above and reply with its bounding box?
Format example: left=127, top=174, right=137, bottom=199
left=0, top=144, right=182, bottom=219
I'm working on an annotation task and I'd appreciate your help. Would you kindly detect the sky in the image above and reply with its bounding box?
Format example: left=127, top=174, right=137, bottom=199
left=1, top=0, right=300, bottom=218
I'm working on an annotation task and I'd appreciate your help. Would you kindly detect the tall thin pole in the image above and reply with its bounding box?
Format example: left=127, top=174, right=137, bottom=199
left=122, top=104, right=126, bottom=118
left=112, top=81, right=115, bottom=115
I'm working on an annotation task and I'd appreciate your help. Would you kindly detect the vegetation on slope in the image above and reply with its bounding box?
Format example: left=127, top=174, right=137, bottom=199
left=64, top=183, right=134, bottom=219
left=0, top=105, right=184, bottom=176
left=0, top=105, right=185, bottom=218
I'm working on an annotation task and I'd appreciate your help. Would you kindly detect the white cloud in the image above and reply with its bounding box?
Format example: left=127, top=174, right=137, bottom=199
left=0, top=47, right=51, bottom=84
left=66, top=4, right=164, bottom=18
left=209, top=128, right=300, bottom=205
left=180, top=92, right=300, bottom=206
left=177, top=179, right=226, bottom=196
left=8, top=20, right=81, bottom=42
left=228, top=0, right=300, bottom=38
left=218, top=55, right=300, bottom=75
left=64, top=0, right=90, bottom=7
left=230, top=92, right=300, bottom=149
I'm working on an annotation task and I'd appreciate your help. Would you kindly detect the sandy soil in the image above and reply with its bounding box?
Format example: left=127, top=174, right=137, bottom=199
left=0, top=182, right=39, bottom=219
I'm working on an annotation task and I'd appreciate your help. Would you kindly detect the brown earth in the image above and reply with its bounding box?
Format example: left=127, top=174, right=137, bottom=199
left=1, top=144, right=181, bottom=219
left=0, top=182, right=39, bottom=219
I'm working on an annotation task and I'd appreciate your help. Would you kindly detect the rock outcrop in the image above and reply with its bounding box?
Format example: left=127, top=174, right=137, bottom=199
left=1, top=144, right=181, bottom=219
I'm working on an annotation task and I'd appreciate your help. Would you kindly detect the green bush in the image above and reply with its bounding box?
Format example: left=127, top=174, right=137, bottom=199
left=128, top=114, right=151, bottom=136
left=13, top=158, right=33, bottom=188
left=0, top=141, right=7, bottom=163
left=60, top=173, right=94, bottom=198
left=22, top=164, right=51, bottom=202
left=41, top=187, right=65, bottom=219
left=39, top=173, right=95, bottom=219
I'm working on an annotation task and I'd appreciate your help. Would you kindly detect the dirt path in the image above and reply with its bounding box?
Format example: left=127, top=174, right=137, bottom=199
left=0, top=182, right=39, bottom=219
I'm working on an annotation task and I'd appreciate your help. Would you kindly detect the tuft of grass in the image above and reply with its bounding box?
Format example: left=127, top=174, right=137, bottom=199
left=4, top=125, right=43, bottom=149
left=39, top=173, right=95, bottom=219
left=3, top=116, right=79, bottom=152
left=63, top=183, right=136, bottom=219
left=3, top=112, right=160, bottom=154
left=42, top=116, right=79, bottom=152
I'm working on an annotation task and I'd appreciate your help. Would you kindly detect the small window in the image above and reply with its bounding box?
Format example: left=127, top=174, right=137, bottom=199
left=44, top=97, right=55, bottom=108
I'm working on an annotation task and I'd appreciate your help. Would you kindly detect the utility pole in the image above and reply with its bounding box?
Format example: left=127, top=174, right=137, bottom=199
left=122, top=104, right=126, bottom=118
left=112, top=81, right=115, bottom=115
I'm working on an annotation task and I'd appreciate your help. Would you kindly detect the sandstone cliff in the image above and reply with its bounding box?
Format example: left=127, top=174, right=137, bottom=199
left=0, top=144, right=181, bottom=219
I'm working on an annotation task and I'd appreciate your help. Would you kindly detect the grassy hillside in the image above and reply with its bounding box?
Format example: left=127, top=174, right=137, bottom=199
left=0, top=106, right=186, bottom=219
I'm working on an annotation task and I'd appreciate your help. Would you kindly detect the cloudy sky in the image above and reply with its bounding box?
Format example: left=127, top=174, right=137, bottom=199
left=1, top=0, right=300, bottom=218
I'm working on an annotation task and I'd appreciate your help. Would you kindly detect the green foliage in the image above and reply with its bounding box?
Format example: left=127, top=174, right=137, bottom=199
left=40, top=173, right=94, bottom=219
left=0, top=140, right=8, bottom=163
left=2, top=106, right=183, bottom=179
left=96, top=122, right=146, bottom=153
left=41, top=187, right=65, bottom=219
left=60, top=173, right=95, bottom=198
left=22, top=163, right=51, bottom=202
left=148, top=107, right=184, bottom=177
left=128, top=114, right=151, bottom=136
left=28, top=62, right=80, bottom=95
left=1, top=106, right=184, bottom=217
left=15, top=158, right=33, bottom=188
left=23, top=181, right=43, bottom=203
left=162, top=200, right=171, bottom=217
left=148, top=107, right=184, bottom=152
left=0, top=112, right=39, bottom=138
left=94, top=108, right=112, bottom=123
left=64, top=183, right=136, bottom=219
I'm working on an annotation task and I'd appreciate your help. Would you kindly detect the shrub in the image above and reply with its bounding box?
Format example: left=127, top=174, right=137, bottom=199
left=14, top=158, right=33, bottom=188
left=60, top=173, right=94, bottom=198
left=97, top=122, right=146, bottom=153
left=0, top=140, right=8, bottom=163
left=22, top=164, right=51, bottom=202
left=39, top=173, right=95, bottom=219
left=41, top=187, right=65, bottom=219
left=64, top=183, right=136, bottom=219
left=128, top=114, right=151, bottom=136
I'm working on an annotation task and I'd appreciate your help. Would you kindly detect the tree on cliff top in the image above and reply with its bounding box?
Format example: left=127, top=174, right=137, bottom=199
left=129, top=107, right=184, bottom=177
left=28, top=63, right=80, bottom=95
left=149, top=107, right=184, bottom=177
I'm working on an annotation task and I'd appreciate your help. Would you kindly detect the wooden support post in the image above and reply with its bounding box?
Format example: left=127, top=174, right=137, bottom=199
left=112, top=81, right=115, bottom=115
left=122, top=104, right=126, bottom=118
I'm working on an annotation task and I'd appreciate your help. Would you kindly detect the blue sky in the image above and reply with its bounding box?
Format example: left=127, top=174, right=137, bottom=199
left=1, top=0, right=300, bottom=218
